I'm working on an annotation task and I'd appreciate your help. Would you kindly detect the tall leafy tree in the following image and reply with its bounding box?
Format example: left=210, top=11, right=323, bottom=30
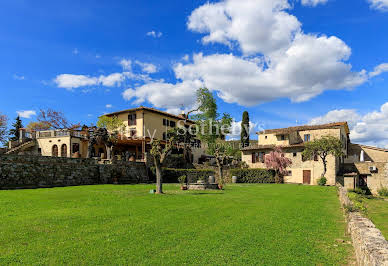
left=0, top=113, right=7, bottom=144
left=240, top=111, right=250, bottom=148
left=9, top=116, right=23, bottom=141
left=302, top=135, right=343, bottom=178
left=96, top=115, right=126, bottom=159
left=193, top=88, right=233, bottom=186
left=180, top=87, right=218, bottom=164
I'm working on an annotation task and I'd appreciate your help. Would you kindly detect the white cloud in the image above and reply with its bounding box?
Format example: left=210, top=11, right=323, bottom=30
left=54, top=71, right=142, bottom=90
left=120, top=59, right=132, bottom=71
left=227, top=120, right=257, bottom=139
left=301, top=0, right=328, bottom=7
left=96, top=54, right=101, bottom=59
left=146, top=31, right=163, bottom=38
left=73, top=48, right=79, bottom=55
left=16, top=110, right=36, bottom=119
left=123, top=0, right=385, bottom=110
left=187, top=0, right=301, bottom=55
left=368, top=0, right=388, bottom=11
left=99, top=73, right=126, bottom=87
left=369, top=63, right=388, bottom=77
left=122, top=80, right=203, bottom=111
left=135, top=61, right=158, bottom=73
left=309, top=109, right=361, bottom=128
left=55, top=74, right=99, bottom=90
left=105, top=104, right=113, bottom=108
left=182, top=54, right=190, bottom=62
left=13, top=74, right=25, bottom=80
left=309, top=103, right=388, bottom=148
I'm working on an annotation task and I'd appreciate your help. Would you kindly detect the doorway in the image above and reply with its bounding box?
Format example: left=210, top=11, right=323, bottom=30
left=303, top=170, right=311, bottom=184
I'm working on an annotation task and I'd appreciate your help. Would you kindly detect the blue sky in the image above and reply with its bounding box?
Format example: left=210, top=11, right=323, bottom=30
left=1, top=0, right=388, bottom=146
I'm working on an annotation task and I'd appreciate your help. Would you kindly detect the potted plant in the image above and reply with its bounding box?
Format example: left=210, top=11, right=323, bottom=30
left=178, top=175, right=187, bottom=190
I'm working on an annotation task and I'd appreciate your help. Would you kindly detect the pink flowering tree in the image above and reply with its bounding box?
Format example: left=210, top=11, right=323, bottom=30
left=265, top=146, right=292, bottom=184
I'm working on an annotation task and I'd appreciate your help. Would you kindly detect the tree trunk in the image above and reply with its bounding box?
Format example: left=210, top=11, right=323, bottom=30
left=322, top=158, right=327, bottom=178
left=275, top=171, right=283, bottom=184
left=218, top=165, right=223, bottom=183
left=154, top=157, right=163, bottom=194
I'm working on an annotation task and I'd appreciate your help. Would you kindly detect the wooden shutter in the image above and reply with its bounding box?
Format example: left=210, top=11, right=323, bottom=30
left=252, top=152, right=256, bottom=163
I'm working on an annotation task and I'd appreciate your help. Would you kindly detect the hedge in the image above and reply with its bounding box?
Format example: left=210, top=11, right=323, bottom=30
left=150, top=167, right=215, bottom=183
left=229, top=168, right=275, bottom=183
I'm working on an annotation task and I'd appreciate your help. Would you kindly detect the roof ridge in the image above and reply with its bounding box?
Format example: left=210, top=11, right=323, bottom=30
left=257, top=122, right=348, bottom=134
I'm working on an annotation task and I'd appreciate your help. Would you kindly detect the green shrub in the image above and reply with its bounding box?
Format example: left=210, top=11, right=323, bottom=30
left=348, top=187, right=372, bottom=195
left=317, top=177, right=327, bottom=186
left=229, top=168, right=275, bottom=183
left=347, top=192, right=367, bottom=213
left=378, top=187, right=388, bottom=197
left=178, top=175, right=186, bottom=185
left=149, top=168, right=215, bottom=183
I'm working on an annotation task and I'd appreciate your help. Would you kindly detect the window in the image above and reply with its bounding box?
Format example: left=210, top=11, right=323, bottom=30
left=285, top=170, right=292, bottom=176
left=130, top=129, right=137, bottom=137
left=61, top=144, right=67, bottom=157
left=162, top=132, right=166, bottom=140
left=293, top=152, right=297, bottom=157
left=163, top=118, right=167, bottom=126
left=72, top=143, right=80, bottom=153
left=314, top=154, right=318, bottom=161
left=259, top=152, right=265, bottom=163
left=304, top=134, right=311, bottom=142
left=252, top=152, right=257, bottom=163
left=52, top=145, right=58, bottom=157
left=280, top=135, right=285, bottom=140
left=128, top=114, right=136, bottom=126
left=170, top=121, right=176, bottom=127
left=265, top=136, right=268, bottom=139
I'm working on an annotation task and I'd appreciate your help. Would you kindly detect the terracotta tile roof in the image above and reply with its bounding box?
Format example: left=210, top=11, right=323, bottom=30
left=240, top=143, right=305, bottom=151
left=257, top=122, right=349, bottom=135
left=351, top=143, right=388, bottom=152
left=102, top=106, right=196, bottom=124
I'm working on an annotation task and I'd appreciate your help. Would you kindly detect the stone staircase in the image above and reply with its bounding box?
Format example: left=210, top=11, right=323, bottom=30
left=5, top=139, right=36, bottom=155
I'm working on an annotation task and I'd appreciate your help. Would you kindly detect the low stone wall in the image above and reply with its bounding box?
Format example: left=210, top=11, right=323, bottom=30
left=0, top=155, right=149, bottom=189
left=338, top=186, right=388, bottom=265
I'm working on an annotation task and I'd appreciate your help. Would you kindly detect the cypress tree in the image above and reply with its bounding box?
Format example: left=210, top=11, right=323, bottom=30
left=9, top=116, right=23, bottom=141
left=240, top=111, right=250, bottom=148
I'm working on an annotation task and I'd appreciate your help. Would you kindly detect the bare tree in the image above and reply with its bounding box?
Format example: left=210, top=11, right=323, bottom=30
left=150, top=134, right=176, bottom=194
left=37, top=109, right=80, bottom=130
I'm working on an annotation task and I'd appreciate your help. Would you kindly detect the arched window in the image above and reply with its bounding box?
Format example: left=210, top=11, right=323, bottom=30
left=61, top=144, right=67, bottom=157
left=52, top=145, right=58, bottom=157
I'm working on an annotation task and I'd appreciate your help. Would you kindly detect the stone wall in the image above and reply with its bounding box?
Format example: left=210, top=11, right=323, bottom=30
left=0, top=155, right=149, bottom=189
left=338, top=186, right=388, bottom=265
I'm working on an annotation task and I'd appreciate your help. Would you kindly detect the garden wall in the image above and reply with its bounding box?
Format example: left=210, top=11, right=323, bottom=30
left=0, top=155, right=149, bottom=189
left=338, top=186, right=388, bottom=265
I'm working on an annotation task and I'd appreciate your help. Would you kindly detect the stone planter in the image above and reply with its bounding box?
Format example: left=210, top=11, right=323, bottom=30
left=188, top=183, right=219, bottom=190
left=232, top=176, right=238, bottom=183
left=208, top=175, right=215, bottom=183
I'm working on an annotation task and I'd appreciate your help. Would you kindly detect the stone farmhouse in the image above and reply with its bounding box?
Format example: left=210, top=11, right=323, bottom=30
left=6, top=107, right=204, bottom=163
left=241, top=122, right=388, bottom=193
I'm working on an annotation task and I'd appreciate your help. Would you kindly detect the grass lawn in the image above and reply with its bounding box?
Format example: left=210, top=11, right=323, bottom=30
left=363, top=197, right=388, bottom=239
left=0, top=184, right=352, bottom=265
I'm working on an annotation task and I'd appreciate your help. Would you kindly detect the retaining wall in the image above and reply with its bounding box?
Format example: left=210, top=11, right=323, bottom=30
left=338, top=186, right=388, bottom=265
left=0, top=155, right=149, bottom=189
